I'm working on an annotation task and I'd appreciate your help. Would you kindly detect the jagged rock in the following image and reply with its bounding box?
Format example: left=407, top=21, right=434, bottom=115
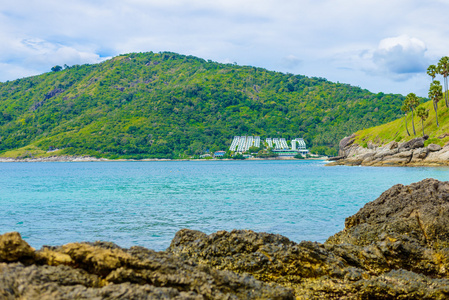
left=330, top=179, right=449, bottom=247
left=327, top=155, right=345, bottom=161
left=327, top=179, right=449, bottom=276
left=344, top=157, right=364, bottom=166
left=398, top=137, right=425, bottom=151
left=410, top=147, right=429, bottom=162
left=384, top=141, right=398, bottom=150
left=338, top=134, right=356, bottom=156
left=378, top=150, right=413, bottom=166
left=428, top=143, right=442, bottom=152
left=373, top=149, right=398, bottom=160
left=0, top=232, right=34, bottom=263
left=168, top=229, right=353, bottom=284
left=0, top=233, right=294, bottom=299
left=361, top=152, right=376, bottom=164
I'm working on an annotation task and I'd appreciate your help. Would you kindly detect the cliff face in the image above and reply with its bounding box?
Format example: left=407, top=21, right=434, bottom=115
left=328, top=134, right=449, bottom=166
left=2, top=179, right=449, bottom=299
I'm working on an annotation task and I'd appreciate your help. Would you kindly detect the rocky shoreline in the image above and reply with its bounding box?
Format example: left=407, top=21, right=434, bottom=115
left=2, top=178, right=449, bottom=299
left=327, top=134, right=449, bottom=167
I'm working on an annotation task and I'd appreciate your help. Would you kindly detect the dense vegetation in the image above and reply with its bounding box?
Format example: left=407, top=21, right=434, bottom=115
left=0, top=52, right=406, bottom=159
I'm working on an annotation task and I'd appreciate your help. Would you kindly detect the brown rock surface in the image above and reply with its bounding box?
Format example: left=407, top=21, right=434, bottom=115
left=0, top=233, right=294, bottom=299
left=0, top=232, right=35, bottom=263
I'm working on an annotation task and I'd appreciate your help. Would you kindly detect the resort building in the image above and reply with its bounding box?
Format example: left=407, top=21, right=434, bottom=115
left=229, top=136, right=309, bottom=156
left=229, top=136, right=261, bottom=152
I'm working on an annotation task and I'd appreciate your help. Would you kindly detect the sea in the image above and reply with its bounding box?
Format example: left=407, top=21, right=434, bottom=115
left=1, top=160, right=449, bottom=251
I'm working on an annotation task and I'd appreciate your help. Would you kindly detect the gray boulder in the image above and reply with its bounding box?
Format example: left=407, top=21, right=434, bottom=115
left=398, top=137, right=425, bottom=152
left=428, top=143, right=442, bottom=152
left=338, top=134, right=356, bottom=156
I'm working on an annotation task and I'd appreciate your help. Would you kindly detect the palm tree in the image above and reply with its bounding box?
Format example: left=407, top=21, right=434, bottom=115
left=429, top=80, right=443, bottom=127
left=405, top=93, right=419, bottom=135
left=427, top=64, right=437, bottom=81
left=401, top=102, right=411, bottom=136
left=416, top=107, right=429, bottom=136
left=437, top=56, right=449, bottom=107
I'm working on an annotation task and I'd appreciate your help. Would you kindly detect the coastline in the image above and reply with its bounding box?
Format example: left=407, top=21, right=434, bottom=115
left=0, top=155, right=326, bottom=163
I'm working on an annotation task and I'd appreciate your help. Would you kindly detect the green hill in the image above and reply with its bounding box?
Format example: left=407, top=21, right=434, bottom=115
left=0, top=51, right=406, bottom=159
left=353, top=98, right=449, bottom=148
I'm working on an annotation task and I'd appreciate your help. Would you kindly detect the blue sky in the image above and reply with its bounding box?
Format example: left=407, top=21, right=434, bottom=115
left=0, top=0, right=448, bottom=96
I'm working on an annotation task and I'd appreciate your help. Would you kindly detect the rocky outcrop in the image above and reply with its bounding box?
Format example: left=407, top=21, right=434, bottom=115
left=0, top=234, right=294, bottom=299
left=328, top=135, right=449, bottom=166
left=3, top=179, right=449, bottom=299
left=168, top=179, right=449, bottom=299
left=338, top=134, right=356, bottom=156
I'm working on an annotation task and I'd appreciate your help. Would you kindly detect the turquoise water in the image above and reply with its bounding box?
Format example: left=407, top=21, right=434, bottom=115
left=1, top=160, right=449, bottom=251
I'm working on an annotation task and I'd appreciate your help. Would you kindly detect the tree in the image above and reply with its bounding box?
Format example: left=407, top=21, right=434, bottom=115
left=405, top=93, right=419, bottom=136
left=248, top=146, right=260, bottom=153
left=429, top=80, right=443, bottom=127
left=427, top=64, right=437, bottom=81
left=400, top=103, right=411, bottom=136
left=416, top=107, right=429, bottom=136
left=437, top=56, right=449, bottom=107
left=51, top=65, right=62, bottom=72
left=294, top=153, right=304, bottom=159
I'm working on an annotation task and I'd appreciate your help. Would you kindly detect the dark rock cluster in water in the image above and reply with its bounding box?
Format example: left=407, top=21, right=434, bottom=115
left=2, top=178, right=449, bottom=299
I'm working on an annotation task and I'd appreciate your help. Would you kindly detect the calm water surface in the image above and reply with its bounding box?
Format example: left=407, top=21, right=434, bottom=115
left=1, top=160, right=449, bottom=251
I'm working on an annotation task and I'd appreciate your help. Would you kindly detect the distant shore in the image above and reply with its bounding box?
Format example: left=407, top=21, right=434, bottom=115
left=0, top=155, right=326, bottom=163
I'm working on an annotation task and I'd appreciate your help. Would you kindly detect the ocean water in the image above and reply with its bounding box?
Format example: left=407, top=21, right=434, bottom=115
left=1, top=160, right=449, bottom=251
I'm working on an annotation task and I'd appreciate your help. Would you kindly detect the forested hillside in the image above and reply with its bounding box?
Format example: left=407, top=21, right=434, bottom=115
left=0, top=52, right=405, bottom=159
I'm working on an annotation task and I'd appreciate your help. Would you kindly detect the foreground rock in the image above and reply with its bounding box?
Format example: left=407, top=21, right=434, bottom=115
left=3, top=179, right=449, bottom=299
left=327, top=135, right=449, bottom=166
left=0, top=232, right=294, bottom=299
left=168, top=179, right=449, bottom=299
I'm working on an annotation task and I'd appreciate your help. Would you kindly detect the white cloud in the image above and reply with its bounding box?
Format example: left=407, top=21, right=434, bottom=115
left=0, top=0, right=448, bottom=96
left=372, top=36, right=429, bottom=76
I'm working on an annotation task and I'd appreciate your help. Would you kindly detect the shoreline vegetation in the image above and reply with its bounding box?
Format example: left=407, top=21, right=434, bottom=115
left=0, top=155, right=327, bottom=163
left=2, top=179, right=449, bottom=299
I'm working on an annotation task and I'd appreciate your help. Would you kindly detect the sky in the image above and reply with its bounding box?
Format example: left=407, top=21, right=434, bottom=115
left=1, top=0, right=448, bottom=97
